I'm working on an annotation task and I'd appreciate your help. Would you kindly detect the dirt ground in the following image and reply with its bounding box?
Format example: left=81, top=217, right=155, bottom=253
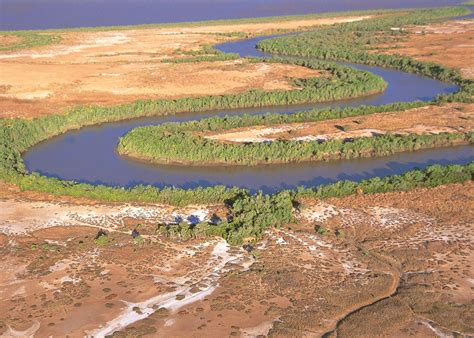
left=0, top=13, right=473, bottom=338
left=0, top=182, right=472, bottom=337
left=1, top=17, right=472, bottom=119
left=205, top=103, right=474, bottom=143
left=0, top=35, right=20, bottom=47
left=377, top=20, right=474, bottom=79
left=0, top=16, right=369, bottom=119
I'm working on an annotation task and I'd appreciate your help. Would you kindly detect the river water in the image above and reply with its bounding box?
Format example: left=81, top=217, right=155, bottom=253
left=23, top=31, right=473, bottom=193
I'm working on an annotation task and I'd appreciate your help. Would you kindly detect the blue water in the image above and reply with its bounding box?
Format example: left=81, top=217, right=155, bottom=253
left=0, top=0, right=466, bottom=30
left=23, top=33, right=472, bottom=193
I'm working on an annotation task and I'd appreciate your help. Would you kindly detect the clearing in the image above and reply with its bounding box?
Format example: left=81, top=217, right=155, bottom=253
left=377, top=19, right=474, bottom=79
left=205, top=103, right=474, bottom=143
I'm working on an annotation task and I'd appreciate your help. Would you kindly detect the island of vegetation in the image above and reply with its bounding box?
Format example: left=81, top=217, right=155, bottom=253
left=117, top=103, right=473, bottom=166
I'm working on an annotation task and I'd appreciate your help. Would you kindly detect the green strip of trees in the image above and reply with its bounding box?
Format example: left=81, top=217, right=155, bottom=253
left=117, top=102, right=472, bottom=165
left=119, top=129, right=472, bottom=166
left=162, top=53, right=240, bottom=63
left=156, top=163, right=474, bottom=244
left=257, top=6, right=473, bottom=103
left=163, top=43, right=240, bottom=63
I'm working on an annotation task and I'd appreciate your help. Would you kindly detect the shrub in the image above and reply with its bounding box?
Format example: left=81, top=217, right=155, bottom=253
left=95, top=234, right=109, bottom=246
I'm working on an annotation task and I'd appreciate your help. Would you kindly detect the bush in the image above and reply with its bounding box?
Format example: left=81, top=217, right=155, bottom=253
left=147, top=162, right=473, bottom=244
left=95, top=234, right=109, bottom=246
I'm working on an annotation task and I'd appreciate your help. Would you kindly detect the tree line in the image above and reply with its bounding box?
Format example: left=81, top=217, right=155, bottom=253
left=118, top=101, right=472, bottom=165
left=155, top=163, right=473, bottom=244
left=257, top=6, right=473, bottom=103
left=119, top=128, right=471, bottom=165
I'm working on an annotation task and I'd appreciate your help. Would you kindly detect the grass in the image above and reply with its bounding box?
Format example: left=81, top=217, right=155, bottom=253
left=133, top=235, right=145, bottom=247
left=95, top=234, right=109, bottom=246
left=163, top=53, right=240, bottom=63
left=0, top=31, right=61, bottom=52
left=0, top=7, right=472, bottom=244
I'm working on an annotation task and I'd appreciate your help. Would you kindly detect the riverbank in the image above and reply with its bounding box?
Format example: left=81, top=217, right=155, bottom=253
left=118, top=103, right=473, bottom=166
left=204, top=103, right=474, bottom=144
left=1, top=181, right=471, bottom=336
left=0, top=14, right=374, bottom=118
left=1, top=5, right=473, bottom=337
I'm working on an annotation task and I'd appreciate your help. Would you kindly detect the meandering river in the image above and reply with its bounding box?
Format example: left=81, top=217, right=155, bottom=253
left=23, top=30, right=473, bottom=194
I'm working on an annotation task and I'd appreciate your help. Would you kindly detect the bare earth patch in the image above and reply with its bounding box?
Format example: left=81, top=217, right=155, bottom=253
left=0, top=60, right=321, bottom=118
left=377, top=20, right=474, bottom=79
left=0, top=199, right=214, bottom=236
left=104, top=182, right=473, bottom=337
left=0, top=35, right=21, bottom=47
left=0, top=16, right=369, bottom=119
left=205, top=103, right=474, bottom=143
left=0, top=230, right=253, bottom=337
left=0, top=182, right=472, bottom=336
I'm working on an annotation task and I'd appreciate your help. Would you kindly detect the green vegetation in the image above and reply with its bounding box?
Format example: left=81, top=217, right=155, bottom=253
left=316, top=225, right=328, bottom=236
left=133, top=235, right=145, bottom=247
left=0, top=6, right=472, bottom=245
left=336, top=229, right=346, bottom=238
left=154, top=163, right=473, bottom=244
left=0, top=31, right=61, bottom=52
left=118, top=102, right=471, bottom=165
left=163, top=53, right=240, bottom=63
left=222, top=191, right=294, bottom=244
left=174, top=43, right=238, bottom=56
left=95, top=234, right=109, bottom=246
left=294, top=163, right=474, bottom=199
left=164, top=43, right=240, bottom=63
left=119, top=126, right=471, bottom=166
left=42, top=243, right=56, bottom=251
left=258, top=6, right=473, bottom=103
